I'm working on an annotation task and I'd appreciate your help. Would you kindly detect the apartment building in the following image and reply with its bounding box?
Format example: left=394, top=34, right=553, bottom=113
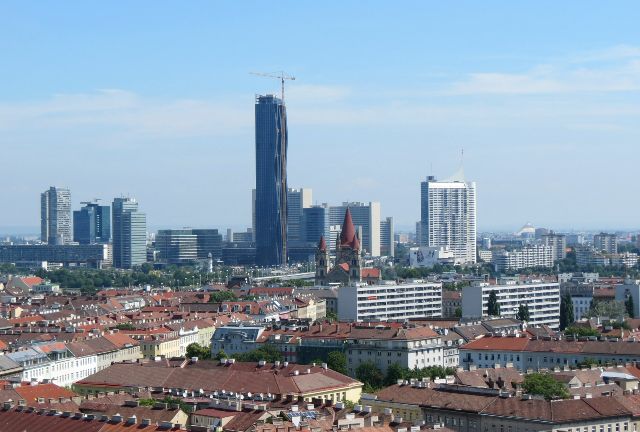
left=462, top=278, right=560, bottom=328
left=368, top=383, right=635, bottom=432
left=338, top=280, right=442, bottom=321
left=493, top=245, right=554, bottom=272
left=459, top=335, right=640, bottom=371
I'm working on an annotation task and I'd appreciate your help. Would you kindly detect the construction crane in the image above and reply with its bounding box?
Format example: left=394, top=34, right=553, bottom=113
left=250, top=71, right=295, bottom=102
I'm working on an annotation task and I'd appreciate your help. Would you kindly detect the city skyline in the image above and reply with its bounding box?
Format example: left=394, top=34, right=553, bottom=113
left=1, top=2, right=640, bottom=232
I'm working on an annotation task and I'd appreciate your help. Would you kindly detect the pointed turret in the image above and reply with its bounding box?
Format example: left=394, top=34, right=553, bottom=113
left=318, top=235, right=327, bottom=251
left=340, top=208, right=357, bottom=246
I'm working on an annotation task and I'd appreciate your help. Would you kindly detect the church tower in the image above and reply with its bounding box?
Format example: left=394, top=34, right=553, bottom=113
left=314, top=235, right=329, bottom=285
left=335, top=208, right=362, bottom=282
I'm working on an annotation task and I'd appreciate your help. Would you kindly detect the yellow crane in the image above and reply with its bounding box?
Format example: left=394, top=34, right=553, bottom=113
left=250, top=71, right=295, bottom=102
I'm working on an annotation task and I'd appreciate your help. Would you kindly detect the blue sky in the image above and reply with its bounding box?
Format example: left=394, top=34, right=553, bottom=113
left=1, top=1, right=640, bottom=233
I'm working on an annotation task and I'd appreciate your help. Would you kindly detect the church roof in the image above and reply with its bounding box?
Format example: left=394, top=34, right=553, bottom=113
left=340, top=208, right=360, bottom=249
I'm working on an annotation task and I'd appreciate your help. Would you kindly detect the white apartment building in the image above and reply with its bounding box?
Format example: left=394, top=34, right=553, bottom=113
left=6, top=342, right=97, bottom=387
left=420, top=176, right=477, bottom=265
left=462, top=279, right=560, bottom=328
left=345, top=325, right=444, bottom=375
left=493, top=245, right=554, bottom=272
left=337, top=280, right=442, bottom=321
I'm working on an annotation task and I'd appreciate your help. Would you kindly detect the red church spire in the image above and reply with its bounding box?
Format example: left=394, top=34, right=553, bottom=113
left=340, top=208, right=357, bottom=247
left=318, top=235, right=327, bottom=251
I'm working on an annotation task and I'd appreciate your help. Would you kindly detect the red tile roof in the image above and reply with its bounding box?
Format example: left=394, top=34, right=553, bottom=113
left=13, top=383, right=77, bottom=403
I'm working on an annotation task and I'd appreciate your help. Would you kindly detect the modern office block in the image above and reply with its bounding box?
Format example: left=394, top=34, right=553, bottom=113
left=41, top=187, right=72, bottom=245
left=420, top=176, right=476, bottom=264
left=380, top=216, right=394, bottom=258
left=303, top=205, right=330, bottom=245
left=192, top=229, right=223, bottom=260
left=73, top=203, right=110, bottom=244
left=287, top=188, right=312, bottom=244
left=155, top=229, right=198, bottom=265
left=254, top=95, right=288, bottom=266
left=329, top=202, right=381, bottom=256
left=112, top=197, right=146, bottom=269
left=0, top=244, right=110, bottom=268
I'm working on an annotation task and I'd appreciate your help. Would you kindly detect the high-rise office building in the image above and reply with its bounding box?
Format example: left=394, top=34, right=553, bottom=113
left=254, top=94, right=288, bottom=266
left=73, top=202, right=111, bottom=244
left=303, top=205, right=330, bottom=245
left=329, top=202, right=381, bottom=256
left=420, top=176, right=477, bottom=264
left=380, top=216, right=395, bottom=258
left=192, top=229, right=223, bottom=260
left=112, top=197, right=146, bottom=269
left=287, top=188, right=312, bottom=244
left=40, top=187, right=72, bottom=245
left=156, top=229, right=223, bottom=266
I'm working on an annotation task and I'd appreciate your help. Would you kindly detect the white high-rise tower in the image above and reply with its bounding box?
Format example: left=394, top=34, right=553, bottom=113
left=420, top=175, right=477, bottom=264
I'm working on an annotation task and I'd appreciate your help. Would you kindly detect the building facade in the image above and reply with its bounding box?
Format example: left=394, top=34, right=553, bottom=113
left=73, top=202, right=111, bottom=244
left=380, top=216, right=395, bottom=258
left=542, top=232, right=567, bottom=261
left=112, top=197, right=147, bottom=269
left=462, top=279, right=560, bottom=328
left=286, top=188, right=312, bottom=244
left=493, top=245, right=554, bottom=272
left=594, top=233, right=618, bottom=254
left=420, top=176, right=477, bottom=264
left=338, top=280, right=442, bottom=321
left=255, top=94, right=288, bottom=266
left=40, top=186, right=72, bottom=245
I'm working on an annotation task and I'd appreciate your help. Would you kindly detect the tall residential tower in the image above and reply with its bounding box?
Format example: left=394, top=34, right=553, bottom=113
left=254, top=94, right=288, bottom=266
left=40, top=187, right=72, bottom=245
left=420, top=176, right=477, bottom=264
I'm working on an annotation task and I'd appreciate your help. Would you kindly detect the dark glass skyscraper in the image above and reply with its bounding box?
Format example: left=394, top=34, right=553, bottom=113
left=255, top=94, right=288, bottom=266
left=73, top=203, right=111, bottom=244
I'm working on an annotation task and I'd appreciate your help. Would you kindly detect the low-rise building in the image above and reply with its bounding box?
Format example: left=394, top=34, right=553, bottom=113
left=493, top=245, right=554, bottom=272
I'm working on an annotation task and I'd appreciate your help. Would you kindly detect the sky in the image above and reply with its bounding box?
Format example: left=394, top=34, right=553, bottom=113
left=1, top=1, right=640, bottom=234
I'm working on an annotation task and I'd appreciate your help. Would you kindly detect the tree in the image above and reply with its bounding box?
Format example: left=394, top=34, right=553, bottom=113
left=384, top=363, right=405, bottom=386
left=208, top=290, right=237, bottom=303
left=586, top=300, right=627, bottom=320
left=559, top=293, right=574, bottom=330
left=516, top=304, right=530, bottom=322
left=626, top=295, right=635, bottom=318
left=325, top=311, right=338, bottom=322
left=454, top=307, right=462, bottom=318
left=355, top=361, right=385, bottom=392
left=213, top=349, right=228, bottom=360
left=522, top=373, right=569, bottom=400
left=564, top=326, right=600, bottom=337
left=235, top=344, right=283, bottom=362
left=186, top=343, right=211, bottom=360
left=487, top=290, right=500, bottom=316
left=115, top=323, right=136, bottom=331
left=327, top=351, right=348, bottom=375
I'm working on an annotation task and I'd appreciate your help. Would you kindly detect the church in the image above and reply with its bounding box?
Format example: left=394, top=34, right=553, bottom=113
left=314, top=208, right=381, bottom=286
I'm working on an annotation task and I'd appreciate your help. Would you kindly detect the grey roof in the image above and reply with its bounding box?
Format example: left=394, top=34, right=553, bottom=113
left=0, top=356, right=21, bottom=373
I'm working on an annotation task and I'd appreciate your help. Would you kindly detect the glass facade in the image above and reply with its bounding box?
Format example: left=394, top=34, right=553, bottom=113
left=255, top=94, right=288, bottom=266
left=112, top=197, right=146, bottom=269
left=73, top=203, right=110, bottom=244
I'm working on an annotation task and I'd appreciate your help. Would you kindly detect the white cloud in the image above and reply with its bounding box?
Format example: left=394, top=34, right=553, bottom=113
left=449, top=46, right=640, bottom=95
